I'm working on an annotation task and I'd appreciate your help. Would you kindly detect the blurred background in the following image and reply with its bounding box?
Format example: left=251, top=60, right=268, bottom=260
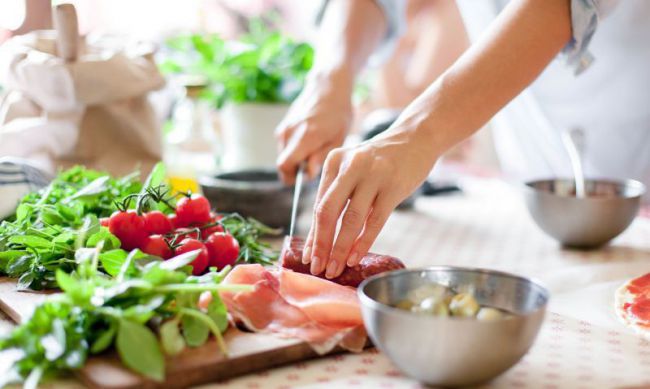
left=0, top=0, right=499, bottom=195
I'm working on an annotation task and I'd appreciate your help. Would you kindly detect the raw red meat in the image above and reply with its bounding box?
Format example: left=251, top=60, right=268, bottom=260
left=281, top=236, right=406, bottom=287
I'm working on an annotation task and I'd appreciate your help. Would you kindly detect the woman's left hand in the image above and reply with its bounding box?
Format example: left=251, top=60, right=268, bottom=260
left=301, top=127, right=438, bottom=279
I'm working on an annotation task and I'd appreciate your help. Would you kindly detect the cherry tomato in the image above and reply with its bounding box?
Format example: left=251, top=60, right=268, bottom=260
left=140, top=235, right=173, bottom=259
left=108, top=210, right=147, bottom=251
left=200, top=223, right=224, bottom=240
left=204, top=232, right=240, bottom=270
left=143, top=211, right=174, bottom=235
left=176, top=194, right=211, bottom=227
left=168, top=214, right=179, bottom=229
left=174, top=238, right=209, bottom=275
left=100, top=217, right=110, bottom=227
left=171, top=228, right=201, bottom=243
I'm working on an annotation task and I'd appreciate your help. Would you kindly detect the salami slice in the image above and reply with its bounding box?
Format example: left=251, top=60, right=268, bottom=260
left=615, top=273, right=650, bottom=336
left=281, top=236, right=406, bottom=287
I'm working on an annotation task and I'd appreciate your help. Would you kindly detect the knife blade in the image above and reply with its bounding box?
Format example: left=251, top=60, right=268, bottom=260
left=289, top=163, right=305, bottom=237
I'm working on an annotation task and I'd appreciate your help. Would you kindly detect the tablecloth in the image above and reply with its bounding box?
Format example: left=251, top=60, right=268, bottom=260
left=2, top=177, right=650, bottom=388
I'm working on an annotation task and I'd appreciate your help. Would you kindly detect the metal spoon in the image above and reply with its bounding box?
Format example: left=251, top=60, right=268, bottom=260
left=560, top=128, right=586, bottom=198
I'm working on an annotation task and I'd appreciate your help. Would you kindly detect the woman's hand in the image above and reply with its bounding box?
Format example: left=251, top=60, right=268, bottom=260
left=301, top=127, right=438, bottom=279
left=275, top=71, right=354, bottom=184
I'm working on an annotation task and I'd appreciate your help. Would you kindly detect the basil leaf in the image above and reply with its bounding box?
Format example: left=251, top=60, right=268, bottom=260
left=86, top=227, right=120, bottom=250
left=98, top=249, right=129, bottom=277
left=90, top=322, right=117, bottom=354
left=116, top=319, right=165, bottom=381
left=181, top=314, right=209, bottom=347
left=160, top=319, right=185, bottom=356
left=207, top=293, right=228, bottom=333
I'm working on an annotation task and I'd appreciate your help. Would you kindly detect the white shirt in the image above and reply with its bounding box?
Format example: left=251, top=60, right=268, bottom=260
left=371, top=0, right=650, bottom=201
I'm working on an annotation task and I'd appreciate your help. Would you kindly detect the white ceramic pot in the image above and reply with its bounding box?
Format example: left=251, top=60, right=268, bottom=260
left=220, top=102, right=289, bottom=171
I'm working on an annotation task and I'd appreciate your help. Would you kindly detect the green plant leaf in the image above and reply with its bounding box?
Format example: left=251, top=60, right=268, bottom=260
left=9, top=235, right=53, bottom=249
left=86, top=227, right=121, bottom=250
left=181, top=314, right=209, bottom=347
left=90, top=322, right=117, bottom=354
left=64, top=176, right=110, bottom=202
left=116, top=319, right=165, bottom=381
left=98, top=249, right=128, bottom=277
left=207, top=293, right=229, bottom=333
left=160, top=319, right=185, bottom=356
left=160, top=250, right=199, bottom=271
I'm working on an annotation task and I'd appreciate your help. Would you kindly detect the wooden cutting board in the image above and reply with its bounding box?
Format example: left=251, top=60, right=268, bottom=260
left=0, top=277, right=344, bottom=389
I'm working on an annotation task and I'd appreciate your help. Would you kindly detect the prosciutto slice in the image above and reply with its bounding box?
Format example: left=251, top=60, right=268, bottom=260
left=220, top=264, right=367, bottom=354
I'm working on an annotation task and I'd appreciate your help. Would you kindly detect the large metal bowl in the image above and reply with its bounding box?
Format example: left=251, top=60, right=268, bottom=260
left=524, top=178, right=645, bottom=248
left=358, top=267, right=549, bottom=387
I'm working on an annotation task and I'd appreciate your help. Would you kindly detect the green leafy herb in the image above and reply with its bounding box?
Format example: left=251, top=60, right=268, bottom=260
left=0, top=166, right=143, bottom=289
left=0, top=246, right=252, bottom=386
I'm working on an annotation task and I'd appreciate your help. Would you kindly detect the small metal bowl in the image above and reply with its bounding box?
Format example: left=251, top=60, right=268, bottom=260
left=358, top=267, right=549, bottom=387
left=524, top=178, right=645, bottom=248
left=199, top=169, right=312, bottom=230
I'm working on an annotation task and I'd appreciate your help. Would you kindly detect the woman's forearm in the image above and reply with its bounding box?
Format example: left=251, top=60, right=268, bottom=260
left=310, top=0, right=388, bottom=91
left=384, top=0, right=572, bottom=162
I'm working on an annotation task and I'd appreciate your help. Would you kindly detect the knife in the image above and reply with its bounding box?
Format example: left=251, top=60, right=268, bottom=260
left=288, top=162, right=305, bottom=237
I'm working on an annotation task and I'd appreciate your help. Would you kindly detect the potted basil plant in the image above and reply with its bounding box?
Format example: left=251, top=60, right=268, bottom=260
left=160, top=30, right=314, bottom=171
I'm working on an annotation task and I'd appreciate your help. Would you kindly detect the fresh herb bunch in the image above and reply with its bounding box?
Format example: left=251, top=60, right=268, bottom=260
left=0, top=166, right=143, bottom=290
left=159, top=19, right=314, bottom=108
left=220, top=214, right=281, bottom=265
left=0, top=245, right=252, bottom=387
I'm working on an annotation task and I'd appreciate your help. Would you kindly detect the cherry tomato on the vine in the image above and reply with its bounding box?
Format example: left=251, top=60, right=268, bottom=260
left=200, top=223, right=224, bottom=240
left=140, top=235, right=173, bottom=259
left=108, top=210, right=147, bottom=251
left=204, top=232, right=240, bottom=270
left=174, top=238, right=209, bottom=275
left=176, top=194, right=211, bottom=227
left=99, top=217, right=110, bottom=227
left=143, top=211, right=174, bottom=235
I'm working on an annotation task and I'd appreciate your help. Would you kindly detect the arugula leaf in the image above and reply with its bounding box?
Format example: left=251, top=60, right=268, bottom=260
left=9, top=235, right=53, bottom=249
left=116, top=319, right=165, bottom=381
left=64, top=176, right=111, bottom=202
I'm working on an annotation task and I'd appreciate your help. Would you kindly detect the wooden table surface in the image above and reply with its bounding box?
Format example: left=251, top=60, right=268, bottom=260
left=2, top=177, right=650, bottom=388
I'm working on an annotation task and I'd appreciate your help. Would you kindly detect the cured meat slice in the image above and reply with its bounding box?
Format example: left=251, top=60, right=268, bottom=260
left=281, top=236, right=406, bottom=287
left=220, top=264, right=367, bottom=354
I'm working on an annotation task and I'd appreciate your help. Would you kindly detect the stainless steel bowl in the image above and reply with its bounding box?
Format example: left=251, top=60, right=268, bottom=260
left=358, top=267, right=549, bottom=387
left=524, top=178, right=645, bottom=248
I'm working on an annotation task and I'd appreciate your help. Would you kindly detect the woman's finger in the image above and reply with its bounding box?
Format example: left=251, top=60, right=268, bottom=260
left=347, top=195, right=394, bottom=266
left=309, top=164, right=358, bottom=275
left=302, top=150, right=343, bottom=265
left=325, top=182, right=377, bottom=279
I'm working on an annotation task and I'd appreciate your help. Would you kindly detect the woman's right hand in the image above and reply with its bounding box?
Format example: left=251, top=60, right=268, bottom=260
left=275, top=71, right=354, bottom=184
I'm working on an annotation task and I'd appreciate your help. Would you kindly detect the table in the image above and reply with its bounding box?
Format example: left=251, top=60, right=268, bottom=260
left=2, top=178, right=650, bottom=388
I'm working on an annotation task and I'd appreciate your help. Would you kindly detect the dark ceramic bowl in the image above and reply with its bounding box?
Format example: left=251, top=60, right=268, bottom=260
left=199, top=169, right=312, bottom=230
